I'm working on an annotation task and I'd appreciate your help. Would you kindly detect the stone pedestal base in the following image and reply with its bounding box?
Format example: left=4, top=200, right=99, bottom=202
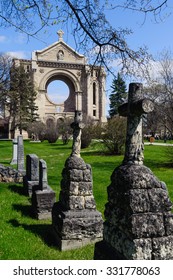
left=94, top=240, right=126, bottom=260
left=32, top=186, right=56, bottom=219
left=10, top=159, right=17, bottom=165
left=95, top=164, right=173, bottom=260
left=52, top=202, right=103, bottom=251
left=95, top=234, right=173, bottom=260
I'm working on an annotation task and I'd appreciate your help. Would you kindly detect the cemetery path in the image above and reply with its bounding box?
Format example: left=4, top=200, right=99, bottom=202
left=144, top=142, right=173, bottom=146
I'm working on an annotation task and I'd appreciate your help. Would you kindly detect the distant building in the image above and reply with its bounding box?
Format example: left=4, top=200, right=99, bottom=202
left=9, top=30, right=107, bottom=138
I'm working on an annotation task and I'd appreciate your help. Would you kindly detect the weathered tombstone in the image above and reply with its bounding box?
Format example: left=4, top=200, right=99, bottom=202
left=17, top=135, right=25, bottom=175
left=94, top=83, right=173, bottom=260
left=38, top=159, right=48, bottom=190
left=31, top=159, right=56, bottom=220
left=10, top=138, right=18, bottom=165
left=52, top=111, right=103, bottom=251
left=23, top=154, right=39, bottom=196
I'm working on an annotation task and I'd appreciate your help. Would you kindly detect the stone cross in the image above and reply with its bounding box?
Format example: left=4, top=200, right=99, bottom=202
left=57, top=30, right=64, bottom=41
left=71, top=111, right=85, bottom=157
left=118, top=83, right=154, bottom=165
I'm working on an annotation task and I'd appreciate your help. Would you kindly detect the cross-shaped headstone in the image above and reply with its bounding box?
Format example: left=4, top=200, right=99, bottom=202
left=118, top=83, right=154, bottom=165
left=71, top=110, right=85, bottom=157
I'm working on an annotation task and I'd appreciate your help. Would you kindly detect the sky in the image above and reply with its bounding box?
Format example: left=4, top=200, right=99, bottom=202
left=1, top=1, right=173, bottom=111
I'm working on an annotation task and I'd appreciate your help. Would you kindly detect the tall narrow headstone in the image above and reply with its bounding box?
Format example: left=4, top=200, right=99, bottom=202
left=52, top=111, right=103, bottom=251
left=31, top=159, right=56, bottom=220
left=17, top=135, right=25, bottom=175
left=10, top=138, right=18, bottom=165
left=23, top=154, right=39, bottom=196
left=94, top=83, right=173, bottom=260
left=39, top=159, right=48, bottom=190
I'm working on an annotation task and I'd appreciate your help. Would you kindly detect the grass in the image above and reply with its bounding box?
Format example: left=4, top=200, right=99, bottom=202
left=0, top=139, right=173, bottom=260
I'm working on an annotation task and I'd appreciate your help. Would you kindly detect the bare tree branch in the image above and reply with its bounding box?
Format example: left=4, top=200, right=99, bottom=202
left=0, top=1, right=171, bottom=78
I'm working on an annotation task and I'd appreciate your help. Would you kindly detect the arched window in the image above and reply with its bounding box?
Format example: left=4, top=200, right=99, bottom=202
left=46, top=118, right=54, bottom=126
left=93, top=82, right=96, bottom=105
left=93, top=110, right=96, bottom=117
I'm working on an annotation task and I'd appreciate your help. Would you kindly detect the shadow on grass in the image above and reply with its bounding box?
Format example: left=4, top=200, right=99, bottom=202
left=81, top=151, right=107, bottom=157
left=0, top=160, right=11, bottom=165
left=8, top=219, right=58, bottom=248
left=144, top=159, right=173, bottom=170
left=91, top=161, right=120, bottom=172
left=8, top=184, right=26, bottom=196
left=44, top=141, right=72, bottom=150
left=12, top=204, right=34, bottom=219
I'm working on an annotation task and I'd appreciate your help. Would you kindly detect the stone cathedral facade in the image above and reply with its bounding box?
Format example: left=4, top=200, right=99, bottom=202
left=12, top=30, right=107, bottom=133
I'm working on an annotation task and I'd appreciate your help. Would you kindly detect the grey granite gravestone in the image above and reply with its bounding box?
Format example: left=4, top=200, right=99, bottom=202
left=23, top=154, right=39, bottom=196
left=94, top=82, right=173, bottom=260
left=10, top=138, right=18, bottom=165
left=52, top=111, right=103, bottom=251
left=31, top=159, right=56, bottom=220
left=17, top=135, right=25, bottom=175
left=39, top=159, right=48, bottom=191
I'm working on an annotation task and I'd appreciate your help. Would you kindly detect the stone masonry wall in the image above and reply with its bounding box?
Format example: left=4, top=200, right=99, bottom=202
left=0, top=164, right=23, bottom=183
left=52, top=155, right=103, bottom=250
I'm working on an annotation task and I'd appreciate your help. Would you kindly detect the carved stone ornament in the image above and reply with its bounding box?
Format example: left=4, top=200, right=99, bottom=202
left=39, top=68, right=44, bottom=73
left=57, top=50, right=64, bottom=61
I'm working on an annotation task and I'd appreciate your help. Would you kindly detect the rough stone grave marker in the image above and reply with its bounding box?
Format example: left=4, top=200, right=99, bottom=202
left=94, top=82, right=173, bottom=260
left=23, top=154, right=39, bottom=196
left=10, top=138, right=18, bottom=165
left=52, top=111, right=103, bottom=251
left=31, top=159, right=56, bottom=220
left=17, top=135, right=25, bottom=175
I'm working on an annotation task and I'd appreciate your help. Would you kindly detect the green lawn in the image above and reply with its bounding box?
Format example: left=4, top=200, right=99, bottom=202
left=0, top=140, right=173, bottom=260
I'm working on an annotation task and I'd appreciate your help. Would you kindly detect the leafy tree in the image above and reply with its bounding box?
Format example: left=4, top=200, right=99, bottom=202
left=0, top=53, right=12, bottom=117
left=80, top=114, right=103, bottom=149
left=144, top=49, right=173, bottom=138
left=101, top=116, right=126, bottom=155
left=81, top=116, right=94, bottom=149
left=0, top=1, right=168, bottom=77
left=56, top=117, right=73, bottom=144
left=8, top=65, right=38, bottom=137
left=45, top=119, right=59, bottom=143
left=27, top=121, right=46, bottom=141
left=109, top=72, right=127, bottom=117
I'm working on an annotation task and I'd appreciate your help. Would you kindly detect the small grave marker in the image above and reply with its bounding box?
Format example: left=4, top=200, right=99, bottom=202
left=31, top=159, right=55, bottom=220
left=10, top=138, right=18, bottom=165
left=17, top=135, right=25, bottom=175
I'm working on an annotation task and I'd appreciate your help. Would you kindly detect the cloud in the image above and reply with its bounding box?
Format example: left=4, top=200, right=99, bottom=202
left=0, top=35, right=7, bottom=43
left=6, top=51, right=30, bottom=59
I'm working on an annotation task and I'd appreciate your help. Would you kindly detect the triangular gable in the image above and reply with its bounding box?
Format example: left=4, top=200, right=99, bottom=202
left=33, top=37, right=85, bottom=64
